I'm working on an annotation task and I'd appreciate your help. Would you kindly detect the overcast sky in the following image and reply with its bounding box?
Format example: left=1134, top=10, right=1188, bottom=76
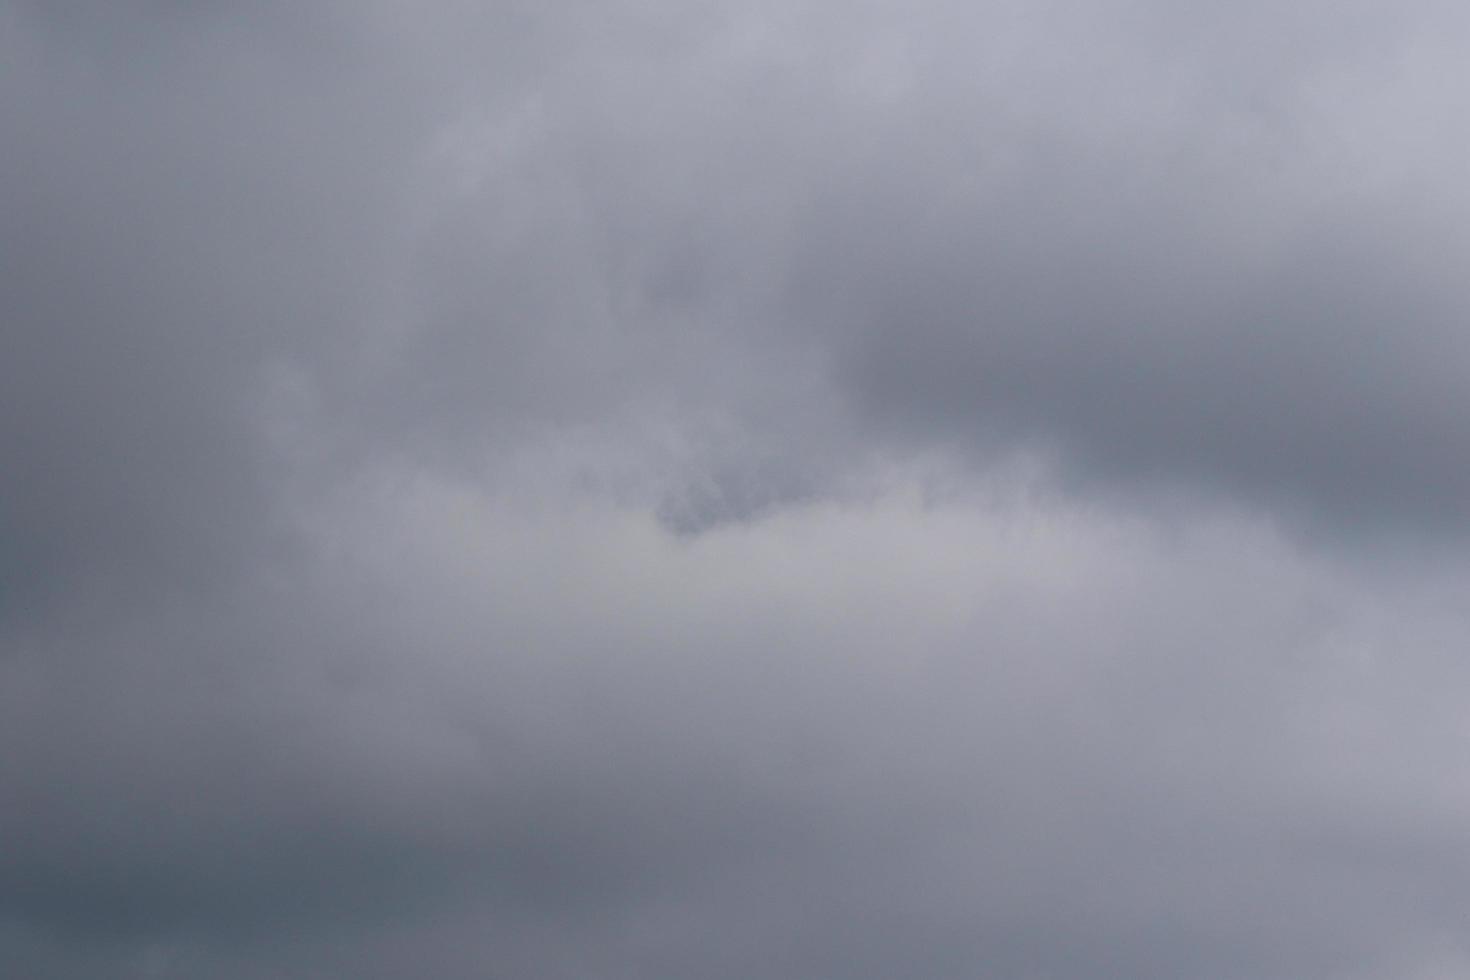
left=6, top=2, right=1470, bottom=977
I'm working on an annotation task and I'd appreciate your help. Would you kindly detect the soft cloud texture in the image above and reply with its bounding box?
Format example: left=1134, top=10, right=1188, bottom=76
left=6, top=2, right=1470, bottom=977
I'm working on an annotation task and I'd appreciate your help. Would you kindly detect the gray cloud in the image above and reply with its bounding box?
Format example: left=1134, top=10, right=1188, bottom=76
left=7, top=2, right=1470, bottom=978
left=10, top=482, right=1470, bottom=978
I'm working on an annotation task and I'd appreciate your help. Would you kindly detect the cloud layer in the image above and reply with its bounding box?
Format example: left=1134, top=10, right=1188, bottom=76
left=6, top=3, right=1470, bottom=977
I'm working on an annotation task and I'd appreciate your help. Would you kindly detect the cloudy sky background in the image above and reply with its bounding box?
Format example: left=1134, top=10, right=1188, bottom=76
left=7, top=2, right=1470, bottom=976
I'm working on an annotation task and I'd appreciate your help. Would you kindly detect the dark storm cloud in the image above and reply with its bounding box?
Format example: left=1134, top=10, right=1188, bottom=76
left=8, top=1, right=1470, bottom=978
left=335, top=0, right=1470, bottom=540
left=746, top=0, right=1470, bottom=540
left=792, top=109, right=1470, bottom=538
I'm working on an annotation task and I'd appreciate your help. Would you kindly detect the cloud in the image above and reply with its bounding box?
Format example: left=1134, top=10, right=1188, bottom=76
left=9, top=466, right=1470, bottom=977
left=6, top=2, right=1470, bottom=977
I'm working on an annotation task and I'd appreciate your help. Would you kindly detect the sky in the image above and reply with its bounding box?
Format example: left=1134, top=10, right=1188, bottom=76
left=5, top=2, right=1470, bottom=977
